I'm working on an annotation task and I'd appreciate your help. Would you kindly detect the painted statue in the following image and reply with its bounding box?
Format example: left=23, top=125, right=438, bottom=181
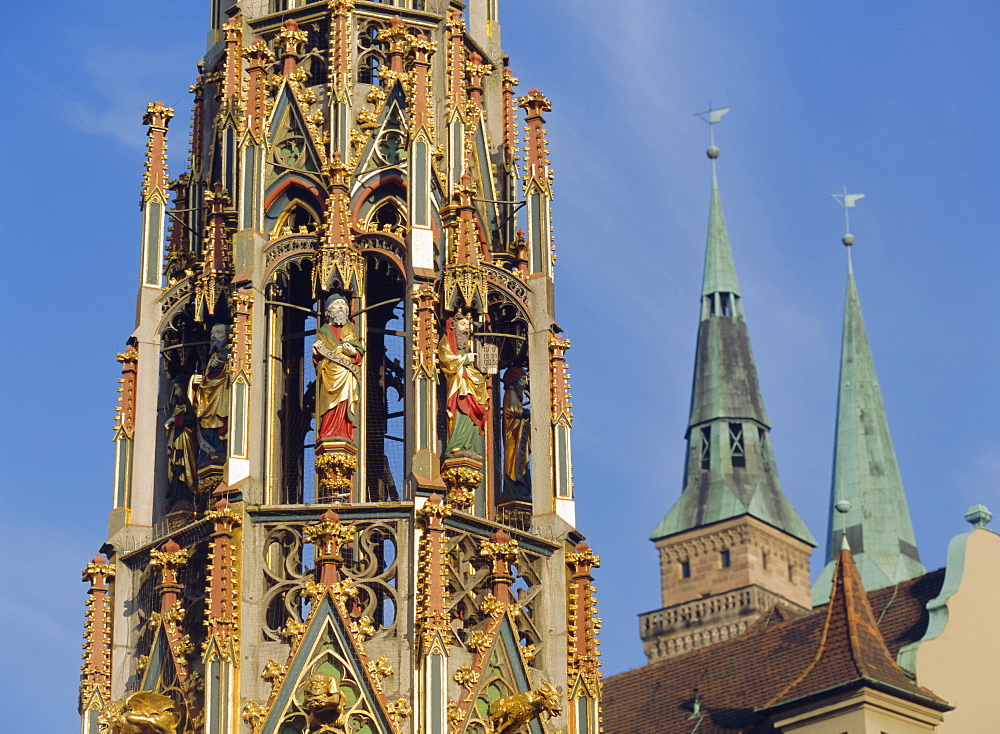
left=313, top=294, right=364, bottom=442
left=501, top=366, right=531, bottom=497
left=438, top=312, right=489, bottom=454
left=163, top=380, right=197, bottom=507
left=192, top=323, right=230, bottom=463
left=301, top=672, right=348, bottom=734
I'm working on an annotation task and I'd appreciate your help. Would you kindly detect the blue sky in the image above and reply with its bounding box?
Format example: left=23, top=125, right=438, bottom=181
left=1, top=1, right=997, bottom=729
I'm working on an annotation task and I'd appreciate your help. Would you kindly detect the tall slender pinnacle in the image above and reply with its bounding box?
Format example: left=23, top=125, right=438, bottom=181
left=813, top=247, right=924, bottom=603
left=651, top=129, right=813, bottom=546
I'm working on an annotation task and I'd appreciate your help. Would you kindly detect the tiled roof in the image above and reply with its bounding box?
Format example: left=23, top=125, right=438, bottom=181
left=603, top=557, right=948, bottom=734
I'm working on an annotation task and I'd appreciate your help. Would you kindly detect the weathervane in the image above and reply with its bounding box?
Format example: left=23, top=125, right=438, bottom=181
left=831, top=187, right=865, bottom=247
left=695, top=104, right=731, bottom=180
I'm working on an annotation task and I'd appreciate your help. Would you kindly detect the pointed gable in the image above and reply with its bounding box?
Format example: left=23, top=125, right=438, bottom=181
left=256, top=592, right=398, bottom=734
left=767, top=545, right=944, bottom=711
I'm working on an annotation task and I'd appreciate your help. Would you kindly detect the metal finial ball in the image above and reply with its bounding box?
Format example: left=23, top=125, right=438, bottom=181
left=835, top=500, right=852, bottom=514
left=706, top=146, right=720, bottom=159
left=842, top=233, right=855, bottom=247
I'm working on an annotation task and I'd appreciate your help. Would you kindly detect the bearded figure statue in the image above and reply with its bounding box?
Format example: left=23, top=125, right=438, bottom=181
left=313, top=294, right=365, bottom=442
left=438, top=311, right=489, bottom=455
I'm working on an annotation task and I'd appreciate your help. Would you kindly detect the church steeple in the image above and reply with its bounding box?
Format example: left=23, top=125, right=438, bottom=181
left=651, top=112, right=812, bottom=545
left=813, top=199, right=924, bottom=603
left=640, top=112, right=815, bottom=663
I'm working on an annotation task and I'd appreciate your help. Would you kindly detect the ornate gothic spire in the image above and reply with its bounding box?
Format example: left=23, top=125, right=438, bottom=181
left=813, top=204, right=924, bottom=602
left=651, top=112, right=813, bottom=545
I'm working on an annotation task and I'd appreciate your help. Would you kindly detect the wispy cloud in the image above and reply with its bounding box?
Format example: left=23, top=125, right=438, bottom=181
left=67, top=47, right=194, bottom=149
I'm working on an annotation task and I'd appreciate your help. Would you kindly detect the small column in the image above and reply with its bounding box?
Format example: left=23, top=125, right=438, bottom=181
left=407, top=31, right=437, bottom=274
left=416, top=495, right=453, bottom=734
left=149, top=539, right=192, bottom=684
left=111, top=344, right=138, bottom=515
left=195, top=182, right=233, bottom=321
left=548, top=333, right=575, bottom=523
left=518, top=90, right=553, bottom=277
left=500, top=70, right=520, bottom=253
left=566, top=543, right=602, bottom=734
left=380, top=16, right=409, bottom=75
left=275, top=19, right=308, bottom=79
left=79, top=555, right=115, bottom=733
left=445, top=10, right=466, bottom=191
left=227, top=288, right=253, bottom=485
left=240, top=39, right=273, bottom=232
left=165, top=174, right=193, bottom=282
left=303, top=509, right=357, bottom=586
left=140, top=102, right=174, bottom=288
left=203, top=499, right=241, bottom=734
left=327, top=1, right=355, bottom=156
left=219, top=18, right=243, bottom=194
left=482, top=529, right=518, bottom=608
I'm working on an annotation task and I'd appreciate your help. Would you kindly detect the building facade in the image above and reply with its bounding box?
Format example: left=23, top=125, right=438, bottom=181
left=78, top=3, right=602, bottom=734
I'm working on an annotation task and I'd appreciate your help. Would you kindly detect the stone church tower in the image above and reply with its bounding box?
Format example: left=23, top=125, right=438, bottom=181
left=79, top=3, right=601, bottom=734
left=639, top=117, right=816, bottom=662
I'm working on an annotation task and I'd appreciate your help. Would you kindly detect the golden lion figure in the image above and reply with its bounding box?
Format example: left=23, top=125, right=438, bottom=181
left=488, top=680, right=563, bottom=734
left=101, top=691, right=181, bottom=734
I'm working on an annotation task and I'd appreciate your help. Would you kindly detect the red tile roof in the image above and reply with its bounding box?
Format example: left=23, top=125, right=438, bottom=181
left=603, top=553, right=948, bottom=734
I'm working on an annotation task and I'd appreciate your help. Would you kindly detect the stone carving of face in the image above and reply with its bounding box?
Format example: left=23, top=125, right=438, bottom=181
left=209, top=324, right=228, bottom=351
left=454, top=314, right=472, bottom=350
left=326, top=297, right=349, bottom=327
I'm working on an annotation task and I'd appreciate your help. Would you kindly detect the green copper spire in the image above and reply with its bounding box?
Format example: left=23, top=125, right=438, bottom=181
left=652, top=124, right=814, bottom=546
left=813, top=243, right=924, bottom=603
left=702, top=170, right=742, bottom=299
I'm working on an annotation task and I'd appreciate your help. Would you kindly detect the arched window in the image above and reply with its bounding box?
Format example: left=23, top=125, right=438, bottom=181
left=361, top=253, right=405, bottom=501
left=264, top=261, right=317, bottom=504
left=275, top=201, right=319, bottom=234
left=357, top=21, right=385, bottom=86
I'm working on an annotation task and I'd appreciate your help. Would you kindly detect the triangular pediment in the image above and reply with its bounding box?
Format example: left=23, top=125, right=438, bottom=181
left=258, top=592, right=396, bottom=734
left=267, top=86, right=325, bottom=186
left=459, top=617, right=551, bottom=734
left=354, top=85, right=410, bottom=178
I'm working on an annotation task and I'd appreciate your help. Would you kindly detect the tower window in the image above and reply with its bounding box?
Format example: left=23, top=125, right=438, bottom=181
left=762, top=551, right=768, bottom=570
left=680, top=560, right=691, bottom=579
left=758, top=426, right=770, bottom=472
left=700, top=426, right=711, bottom=471
left=719, top=293, right=732, bottom=317
left=720, top=550, right=731, bottom=569
left=729, top=422, right=745, bottom=468
left=788, top=564, right=794, bottom=582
